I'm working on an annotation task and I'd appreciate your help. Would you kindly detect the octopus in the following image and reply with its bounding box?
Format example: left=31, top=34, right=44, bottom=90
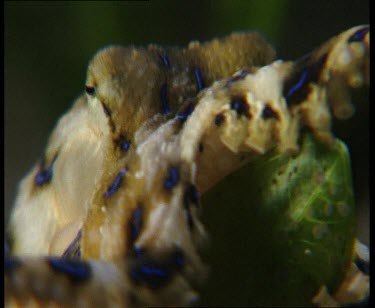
left=5, top=25, right=369, bottom=307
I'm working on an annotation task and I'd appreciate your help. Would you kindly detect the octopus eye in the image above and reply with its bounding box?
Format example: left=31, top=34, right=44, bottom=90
left=85, top=86, right=96, bottom=95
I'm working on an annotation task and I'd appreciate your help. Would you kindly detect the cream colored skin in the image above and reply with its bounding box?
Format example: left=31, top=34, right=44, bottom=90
left=6, top=26, right=369, bottom=307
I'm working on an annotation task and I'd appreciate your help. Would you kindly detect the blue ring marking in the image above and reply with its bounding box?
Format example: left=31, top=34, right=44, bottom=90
left=226, top=70, right=248, bottom=87
left=160, top=54, right=170, bottom=67
left=164, top=167, right=180, bottom=189
left=130, top=207, right=143, bottom=243
left=35, top=155, right=57, bottom=186
left=284, top=53, right=327, bottom=106
left=161, top=84, right=170, bottom=114
left=130, top=263, right=171, bottom=289
left=194, top=67, right=204, bottom=91
left=104, top=168, right=127, bottom=198
left=177, top=103, right=194, bottom=121
left=230, top=98, right=250, bottom=118
left=47, top=257, right=91, bottom=282
left=62, top=229, right=82, bottom=259
left=286, top=69, right=309, bottom=99
left=348, top=27, right=369, bottom=43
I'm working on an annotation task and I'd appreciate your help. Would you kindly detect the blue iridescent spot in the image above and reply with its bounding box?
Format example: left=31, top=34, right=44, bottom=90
left=35, top=155, right=57, bottom=186
left=161, top=84, right=170, bottom=114
left=130, top=206, right=143, bottom=243
left=117, top=135, right=131, bottom=152
left=47, top=257, right=91, bottom=282
left=348, top=27, right=369, bottom=43
left=104, top=168, right=127, bottom=198
left=194, top=67, right=204, bottom=91
left=177, top=103, right=194, bottom=121
left=130, top=262, right=171, bottom=289
left=121, top=141, right=130, bottom=151
left=164, top=167, right=179, bottom=189
left=160, top=54, right=170, bottom=67
left=230, top=98, right=250, bottom=118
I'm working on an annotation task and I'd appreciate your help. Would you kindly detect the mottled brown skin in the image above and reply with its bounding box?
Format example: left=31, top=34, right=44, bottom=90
left=81, top=32, right=276, bottom=261
left=86, top=32, right=275, bottom=138
left=6, top=26, right=369, bottom=307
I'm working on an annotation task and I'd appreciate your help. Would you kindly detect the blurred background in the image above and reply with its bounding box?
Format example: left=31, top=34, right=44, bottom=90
left=5, top=1, right=368, bottom=246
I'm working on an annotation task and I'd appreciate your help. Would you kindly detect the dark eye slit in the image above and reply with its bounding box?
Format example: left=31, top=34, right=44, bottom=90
left=85, top=86, right=96, bottom=95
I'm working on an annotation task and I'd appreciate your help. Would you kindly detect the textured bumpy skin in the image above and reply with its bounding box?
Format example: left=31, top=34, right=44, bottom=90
left=6, top=26, right=369, bottom=307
